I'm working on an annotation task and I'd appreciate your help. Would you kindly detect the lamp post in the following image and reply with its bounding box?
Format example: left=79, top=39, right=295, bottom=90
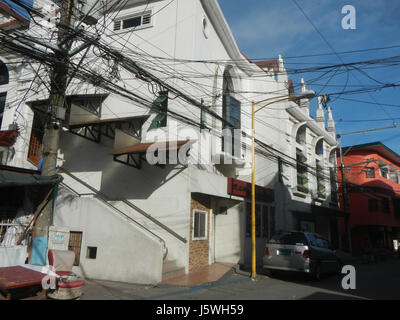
left=250, top=90, right=315, bottom=280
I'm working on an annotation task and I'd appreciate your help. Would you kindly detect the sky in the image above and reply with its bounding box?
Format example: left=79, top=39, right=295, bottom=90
left=218, top=0, right=400, bottom=155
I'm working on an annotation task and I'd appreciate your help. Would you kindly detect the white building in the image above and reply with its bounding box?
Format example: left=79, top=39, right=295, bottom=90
left=0, top=0, right=343, bottom=284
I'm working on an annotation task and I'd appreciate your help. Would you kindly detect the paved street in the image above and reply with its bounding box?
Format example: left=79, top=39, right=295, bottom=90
left=82, top=258, right=400, bottom=300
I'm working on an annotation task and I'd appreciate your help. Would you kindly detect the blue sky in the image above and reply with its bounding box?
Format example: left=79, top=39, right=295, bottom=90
left=219, top=0, right=400, bottom=154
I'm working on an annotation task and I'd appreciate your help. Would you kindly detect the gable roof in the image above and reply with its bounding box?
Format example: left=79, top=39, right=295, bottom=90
left=342, top=142, right=400, bottom=167
left=200, top=0, right=259, bottom=76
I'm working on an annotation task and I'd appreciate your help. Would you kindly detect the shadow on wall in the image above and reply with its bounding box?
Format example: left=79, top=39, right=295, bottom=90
left=60, top=131, right=188, bottom=200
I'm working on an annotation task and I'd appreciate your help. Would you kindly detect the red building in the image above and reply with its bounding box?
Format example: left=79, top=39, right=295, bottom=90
left=337, top=142, right=400, bottom=254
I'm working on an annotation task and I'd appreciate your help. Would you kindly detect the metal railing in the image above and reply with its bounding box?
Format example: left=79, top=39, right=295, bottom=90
left=57, top=168, right=189, bottom=260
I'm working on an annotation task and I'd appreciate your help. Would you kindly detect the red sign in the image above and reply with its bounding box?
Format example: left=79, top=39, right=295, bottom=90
left=227, top=178, right=274, bottom=203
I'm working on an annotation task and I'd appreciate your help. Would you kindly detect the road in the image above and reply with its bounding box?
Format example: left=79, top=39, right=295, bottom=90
left=82, top=258, right=400, bottom=300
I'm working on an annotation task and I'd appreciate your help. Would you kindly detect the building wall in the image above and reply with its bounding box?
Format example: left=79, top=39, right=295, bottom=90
left=214, top=200, right=242, bottom=264
left=338, top=150, right=400, bottom=229
left=54, top=188, right=164, bottom=284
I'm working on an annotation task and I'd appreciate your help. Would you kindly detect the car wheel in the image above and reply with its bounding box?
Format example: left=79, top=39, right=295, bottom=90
left=313, top=262, right=322, bottom=281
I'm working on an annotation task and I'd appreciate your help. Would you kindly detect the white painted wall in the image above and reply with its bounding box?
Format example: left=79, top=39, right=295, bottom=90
left=0, top=246, right=28, bottom=267
left=214, top=202, right=242, bottom=264
left=54, top=188, right=164, bottom=284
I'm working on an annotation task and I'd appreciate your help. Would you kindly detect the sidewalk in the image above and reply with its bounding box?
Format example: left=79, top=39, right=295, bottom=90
left=81, top=262, right=243, bottom=300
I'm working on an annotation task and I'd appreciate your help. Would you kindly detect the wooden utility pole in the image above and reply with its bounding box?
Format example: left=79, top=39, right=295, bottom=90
left=31, top=0, right=75, bottom=265
left=337, top=134, right=352, bottom=255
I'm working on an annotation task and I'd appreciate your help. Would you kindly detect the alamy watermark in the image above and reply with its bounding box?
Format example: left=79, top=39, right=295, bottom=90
left=144, top=120, right=250, bottom=167
left=342, top=5, right=356, bottom=30
left=341, top=265, right=356, bottom=290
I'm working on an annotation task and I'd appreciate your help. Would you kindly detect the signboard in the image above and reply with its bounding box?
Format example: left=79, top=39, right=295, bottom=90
left=227, top=177, right=274, bottom=203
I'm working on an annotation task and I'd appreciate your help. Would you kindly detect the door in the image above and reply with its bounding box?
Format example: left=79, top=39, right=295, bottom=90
left=68, top=231, right=83, bottom=266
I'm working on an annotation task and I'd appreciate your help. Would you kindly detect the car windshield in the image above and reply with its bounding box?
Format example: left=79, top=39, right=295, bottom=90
left=269, top=232, right=308, bottom=245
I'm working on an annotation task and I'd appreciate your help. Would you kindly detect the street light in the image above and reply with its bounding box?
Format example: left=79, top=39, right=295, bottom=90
left=250, top=90, right=315, bottom=280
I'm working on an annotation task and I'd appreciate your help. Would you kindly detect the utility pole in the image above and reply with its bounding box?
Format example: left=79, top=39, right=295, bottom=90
left=336, top=134, right=352, bottom=255
left=31, top=0, right=75, bottom=265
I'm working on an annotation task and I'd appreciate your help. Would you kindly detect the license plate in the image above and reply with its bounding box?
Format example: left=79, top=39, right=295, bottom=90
left=278, top=250, right=291, bottom=256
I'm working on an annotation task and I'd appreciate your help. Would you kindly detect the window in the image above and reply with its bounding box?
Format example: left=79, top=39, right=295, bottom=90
left=380, top=167, right=388, bottom=179
left=202, top=17, right=210, bottom=38
left=315, top=237, right=330, bottom=249
left=278, top=157, right=284, bottom=183
left=246, top=203, right=274, bottom=239
left=270, top=232, right=308, bottom=246
left=315, top=139, right=323, bottom=156
left=222, top=67, right=241, bottom=157
left=296, top=151, right=308, bottom=193
left=149, top=91, right=168, bottom=129
left=68, top=231, right=83, bottom=266
left=0, top=93, right=6, bottom=127
left=393, top=198, right=400, bottom=218
left=192, top=210, right=207, bottom=240
left=316, top=160, right=325, bottom=198
left=262, top=206, right=275, bottom=239
left=86, top=246, right=97, bottom=259
left=28, top=111, right=45, bottom=166
left=113, top=11, right=152, bottom=32
left=368, top=199, right=378, bottom=212
left=382, top=198, right=390, bottom=213
left=0, top=60, right=9, bottom=128
left=296, top=125, right=306, bottom=145
left=330, top=167, right=338, bottom=202
left=364, top=167, right=375, bottom=178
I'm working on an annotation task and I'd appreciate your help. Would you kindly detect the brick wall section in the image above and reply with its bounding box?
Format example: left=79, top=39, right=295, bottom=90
left=189, top=194, right=211, bottom=272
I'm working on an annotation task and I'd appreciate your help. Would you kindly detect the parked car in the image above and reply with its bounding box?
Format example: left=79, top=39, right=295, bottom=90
left=263, top=231, right=342, bottom=281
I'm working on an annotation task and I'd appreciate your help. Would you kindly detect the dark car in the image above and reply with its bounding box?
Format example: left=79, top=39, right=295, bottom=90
left=263, top=231, right=342, bottom=281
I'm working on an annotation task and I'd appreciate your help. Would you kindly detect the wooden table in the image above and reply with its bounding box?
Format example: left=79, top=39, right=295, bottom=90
left=0, top=266, right=47, bottom=300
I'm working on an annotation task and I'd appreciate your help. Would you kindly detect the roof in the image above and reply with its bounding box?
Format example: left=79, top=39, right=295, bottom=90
left=0, top=129, right=19, bottom=147
left=342, top=142, right=400, bottom=167
left=110, top=140, right=195, bottom=156
left=0, top=0, right=33, bottom=22
left=254, top=60, right=279, bottom=72
left=0, top=165, right=63, bottom=187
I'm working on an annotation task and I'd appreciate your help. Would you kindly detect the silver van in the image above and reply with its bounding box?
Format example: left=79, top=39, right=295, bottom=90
left=263, top=231, right=342, bottom=280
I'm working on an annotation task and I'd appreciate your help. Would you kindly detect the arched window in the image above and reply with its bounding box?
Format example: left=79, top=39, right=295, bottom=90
left=296, top=125, right=306, bottom=145
left=222, top=67, right=241, bottom=157
left=0, top=60, right=9, bottom=128
left=315, top=139, right=324, bottom=156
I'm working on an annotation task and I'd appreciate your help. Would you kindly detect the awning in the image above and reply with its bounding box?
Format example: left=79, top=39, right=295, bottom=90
left=68, top=115, right=149, bottom=144
left=110, top=140, right=195, bottom=156
left=311, top=204, right=349, bottom=218
left=293, top=205, right=349, bottom=221
left=0, top=130, right=19, bottom=147
left=0, top=165, right=63, bottom=188
left=68, top=115, right=149, bottom=128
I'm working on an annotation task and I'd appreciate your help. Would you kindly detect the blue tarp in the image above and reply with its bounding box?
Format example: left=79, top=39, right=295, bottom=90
left=0, top=0, right=34, bottom=21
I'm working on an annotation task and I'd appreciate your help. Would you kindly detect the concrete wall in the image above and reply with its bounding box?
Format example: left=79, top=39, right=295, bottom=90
left=54, top=188, right=164, bottom=284
left=0, top=246, right=28, bottom=267
left=214, top=201, right=242, bottom=264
